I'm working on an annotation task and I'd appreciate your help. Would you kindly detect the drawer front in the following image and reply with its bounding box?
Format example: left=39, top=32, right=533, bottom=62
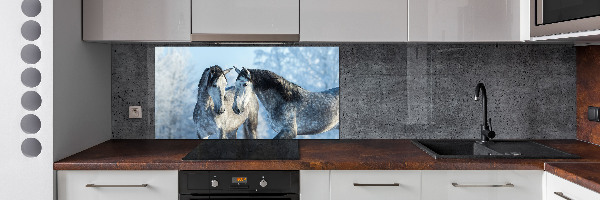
left=422, top=170, right=542, bottom=200
left=330, top=170, right=421, bottom=200
left=57, top=170, right=178, bottom=200
left=546, top=172, right=600, bottom=200
left=300, top=170, right=330, bottom=200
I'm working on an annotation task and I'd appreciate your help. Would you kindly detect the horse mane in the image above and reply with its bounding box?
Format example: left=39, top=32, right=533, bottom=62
left=198, top=65, right=226, bottom=93
left=242, top=69, right=306, bottom=102
left=198, top=68, right=210, bottom=93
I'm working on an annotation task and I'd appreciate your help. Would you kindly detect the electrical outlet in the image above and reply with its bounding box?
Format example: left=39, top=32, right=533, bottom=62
left=129, top=106, right=142, bottom=119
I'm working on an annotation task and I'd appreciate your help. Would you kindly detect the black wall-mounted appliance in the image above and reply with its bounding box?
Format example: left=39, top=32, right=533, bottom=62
left=536, top=0, right=600, bottom=25
left=179, top=171, right=299, bottom=200
left=532, top=0, right=600, bottom=37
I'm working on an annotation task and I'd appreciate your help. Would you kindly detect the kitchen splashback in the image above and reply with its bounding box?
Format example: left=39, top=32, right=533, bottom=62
left=112, top=43, right=576, bottom=139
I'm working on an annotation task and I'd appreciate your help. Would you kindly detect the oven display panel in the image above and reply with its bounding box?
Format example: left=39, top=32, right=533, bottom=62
left=232, top=177, right=247, bottom=184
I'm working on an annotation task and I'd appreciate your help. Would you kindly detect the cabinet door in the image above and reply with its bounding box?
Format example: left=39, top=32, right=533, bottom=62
left=83, top=0, right=191, bottom=41
left=191, top=0, right=299, bottom=39
left=330, top=170, right=420, bottom=200
left=409, top=0, right=529, bottom=42
left=57, top=170, right=178, bottom=200
left=300, top=0, right=408, bottom=42
left=300, top=171, right=330, bottom=200
left=422, top=170, right=542, bottom=200
left=545, top=172, right=600, bottom=200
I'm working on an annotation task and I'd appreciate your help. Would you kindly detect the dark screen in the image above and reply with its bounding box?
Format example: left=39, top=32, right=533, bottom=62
left=541, top=0, right=600, bottom=25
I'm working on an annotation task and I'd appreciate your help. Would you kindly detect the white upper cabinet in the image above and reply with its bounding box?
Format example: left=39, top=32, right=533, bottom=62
left=83, top=0, right=191, bottom=42
left=409, top=0, right=530, bottom=42
left=300, top=0, right=408, bottom=42
left=191, top=0, right=299, bottom=41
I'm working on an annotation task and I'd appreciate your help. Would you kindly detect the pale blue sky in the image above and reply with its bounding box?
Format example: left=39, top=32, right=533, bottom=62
left=188, top=47, right=271, bottom=87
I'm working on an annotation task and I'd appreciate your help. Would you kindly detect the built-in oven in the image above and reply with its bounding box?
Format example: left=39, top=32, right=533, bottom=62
left=532, top=0, right=600, bottom=37
left=179, top=171, right=299, bottom=200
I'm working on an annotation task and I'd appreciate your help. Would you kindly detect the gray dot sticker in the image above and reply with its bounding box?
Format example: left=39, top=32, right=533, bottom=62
left=21, top=68, right=41, bottom=88
left=21, top=20, right=41, bottom=41
left=21, top=44, right=41, bottom=64
left=21, top=114, right=41, bottom=134
left=21, top=0, right=41, bottom=17
left=21, top=138, right=42, bottom=157
left=21, top=91, right=42, bottom=111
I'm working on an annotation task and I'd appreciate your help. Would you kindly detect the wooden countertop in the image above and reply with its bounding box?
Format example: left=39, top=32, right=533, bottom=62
left=54, top=139, right=600, bottom=171
left=545, top=162, right=600, bottom=194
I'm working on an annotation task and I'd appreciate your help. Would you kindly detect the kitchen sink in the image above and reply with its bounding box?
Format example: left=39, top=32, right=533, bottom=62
left=412, top=140, right=579, bottom=159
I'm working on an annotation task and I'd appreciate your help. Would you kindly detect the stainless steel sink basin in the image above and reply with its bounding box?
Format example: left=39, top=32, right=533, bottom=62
left=412, top=140, right=579, bottom=159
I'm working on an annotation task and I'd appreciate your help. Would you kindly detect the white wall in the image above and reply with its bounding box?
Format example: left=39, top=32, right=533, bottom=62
left=0, top=0, right=54, bottom=199
left=53, top=0, right=112, bottom=162
left=0, top=0, right=110, bottom=199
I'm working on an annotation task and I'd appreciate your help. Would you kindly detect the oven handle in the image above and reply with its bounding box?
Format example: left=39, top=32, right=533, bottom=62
left=211, top=196, right=296, bottom=199
left=180, top=194, right=298, bottom=200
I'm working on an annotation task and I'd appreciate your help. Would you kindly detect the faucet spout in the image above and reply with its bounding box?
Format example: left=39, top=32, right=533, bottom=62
left=474, top=83, right=495, bottom=142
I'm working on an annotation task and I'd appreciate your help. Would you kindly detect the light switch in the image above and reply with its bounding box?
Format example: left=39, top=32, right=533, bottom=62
left=129, top=106, right=142, bottom=119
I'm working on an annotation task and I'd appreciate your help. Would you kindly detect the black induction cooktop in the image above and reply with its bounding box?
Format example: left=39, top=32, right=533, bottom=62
left=182, top=140, right=300, bottom=160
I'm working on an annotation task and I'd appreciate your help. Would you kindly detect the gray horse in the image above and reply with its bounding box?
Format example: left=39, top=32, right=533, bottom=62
left=193, top=65, right=259, bottom=139
left=232, top=67, right=339, bottom=139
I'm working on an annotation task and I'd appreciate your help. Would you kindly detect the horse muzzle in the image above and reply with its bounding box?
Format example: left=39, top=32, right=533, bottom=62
left=215, top=107, right=226, bottom=114
left=233, top=107, right=243, bottom=115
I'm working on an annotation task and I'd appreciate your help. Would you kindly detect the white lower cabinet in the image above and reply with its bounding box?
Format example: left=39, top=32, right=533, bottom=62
left=330, top=170, right=421, bottom=200
left=57, top=170, right=178, bottom=200
left=300, top=170, right=330, bottom=200
left=421, top=170, right=543, bottom=200
left=545, top=172, right=600, bottom=200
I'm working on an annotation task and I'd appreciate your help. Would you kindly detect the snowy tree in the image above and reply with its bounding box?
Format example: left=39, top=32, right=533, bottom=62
left=154, top=48, right=196, bottom=139
left=253, top=47, right=339, bottom=92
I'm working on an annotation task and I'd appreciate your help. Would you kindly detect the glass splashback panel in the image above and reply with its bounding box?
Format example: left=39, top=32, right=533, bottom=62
left=155, top=47, right=339, bottom=139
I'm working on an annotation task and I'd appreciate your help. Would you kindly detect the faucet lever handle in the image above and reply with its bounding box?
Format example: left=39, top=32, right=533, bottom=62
left=488, top=118, right=493, bottom=131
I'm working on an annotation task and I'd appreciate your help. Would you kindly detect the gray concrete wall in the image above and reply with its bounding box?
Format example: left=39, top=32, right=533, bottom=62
left=112, top=43, right=576, bottom=139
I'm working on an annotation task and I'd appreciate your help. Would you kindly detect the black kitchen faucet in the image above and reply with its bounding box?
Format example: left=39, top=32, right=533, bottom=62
left=474, top=83, right=495, bottom=143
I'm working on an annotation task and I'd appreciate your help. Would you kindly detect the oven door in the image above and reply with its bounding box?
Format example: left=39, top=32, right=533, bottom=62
left=180, top=194, right=299, bottom=200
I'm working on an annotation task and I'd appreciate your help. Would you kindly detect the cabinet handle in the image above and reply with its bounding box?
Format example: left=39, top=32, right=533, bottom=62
left=86, top=184, right=149, bottom=188
left=353, top=183, right=400, bottom=186
left=554, top=192, right=573, bottom=200
left=451, top=183, right=514, bottom=188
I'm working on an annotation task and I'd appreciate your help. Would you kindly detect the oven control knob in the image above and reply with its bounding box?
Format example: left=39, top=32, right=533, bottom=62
left=259, top=179, right=267, bottom=187
left=211, top=180, right=219, bottom=188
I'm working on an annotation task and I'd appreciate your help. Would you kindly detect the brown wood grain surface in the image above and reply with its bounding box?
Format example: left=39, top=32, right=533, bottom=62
left=577, top=46, right=600, bottom=145
left=545, top=162, right=600, bottom=194
left=54, top=139, right=600, bottom=171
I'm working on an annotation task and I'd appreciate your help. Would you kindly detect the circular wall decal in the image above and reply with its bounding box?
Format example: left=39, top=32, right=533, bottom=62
left=20, top=114, right=41, bottom=134
left=21, top=0, right=41, bottom=17
left=21, top=44, right=41, bottom=64
left=21, top=68, right=41, bottom=88
left=21, top=91, right=42, bottom=111
left=21, top=20, right=41, bottom=41
left=21, top=138, right=42, bottom=157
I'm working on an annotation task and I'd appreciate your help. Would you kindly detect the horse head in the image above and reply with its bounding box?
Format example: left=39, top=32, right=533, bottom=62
left=205, top=65, right=232, bottom=114
left=233, top=67, right=254, bottom=114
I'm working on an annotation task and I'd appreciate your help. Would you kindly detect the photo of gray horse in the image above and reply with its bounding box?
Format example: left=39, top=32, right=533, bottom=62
left=233, top=67, right=339, bottom=139
left=155, top=47, right=338, bottom=139
left=193, top=65, right=259, bottom=139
